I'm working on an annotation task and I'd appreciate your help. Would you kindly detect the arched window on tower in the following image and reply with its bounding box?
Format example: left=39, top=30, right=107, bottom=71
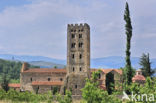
left=72, top=54, right=75, bottom=59
left=79, top=42, right=83, bottom=48
left=73, top=67, right=75, bottom=72
left=79, top=54, right=82, bottom=59
left=79, top=34, right=82, bottom=38
left=80, top=67, right=82, bottom=71
left=71, top=43, right=76, bottom=48
left=72, top=34, right=75, bottom=38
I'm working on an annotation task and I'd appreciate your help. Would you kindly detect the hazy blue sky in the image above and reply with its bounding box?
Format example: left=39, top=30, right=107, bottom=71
left=0, top=0, right=155, bottom=59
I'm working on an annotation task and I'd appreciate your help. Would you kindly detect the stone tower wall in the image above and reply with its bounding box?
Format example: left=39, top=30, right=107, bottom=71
left=60, top=23, right=90, bottom=95
left=67, top=23, right=90, bottom=76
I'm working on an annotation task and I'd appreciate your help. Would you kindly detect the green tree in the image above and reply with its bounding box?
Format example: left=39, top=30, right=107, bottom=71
left=139, top=53, right=155, bottom=77
left=54, top=66, right=57, bottom=69
left=56, top=90, right=72, bottom=103
left=124, top=2, right=133, bottom=85
left=1, top=74, right=10, bottom=92
left=82, top=70, right=104, bottom=103
left=82, top=70, right=121, bottom=103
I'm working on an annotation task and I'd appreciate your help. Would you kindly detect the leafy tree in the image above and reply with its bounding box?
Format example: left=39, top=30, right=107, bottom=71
left=82, top=70, right=121, bottom=103
left=0, top=59, right=39, bottom=83
left=139, top=53, right=155, bottom=77
left=124, top=2, right=133, bottom=85
left=56, top=90, right=72, bottom=103
left=1, top=74, right=10, bottom=92
left=54, top=66, right=57, bottom=69
left=0, top=89, right=52, bottom=102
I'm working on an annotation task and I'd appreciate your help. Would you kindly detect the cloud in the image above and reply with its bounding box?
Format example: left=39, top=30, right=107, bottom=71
left=0, top=0, right=155, bottom=59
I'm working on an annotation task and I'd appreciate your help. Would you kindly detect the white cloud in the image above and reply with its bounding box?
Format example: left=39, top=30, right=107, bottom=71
left=0, top=0, right=155, bottom=59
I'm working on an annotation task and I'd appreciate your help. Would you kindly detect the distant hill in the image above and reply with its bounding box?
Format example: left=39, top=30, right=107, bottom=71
left=29, top=61, right=65, bottom=68
left=91, top=56, right=156, bottom=69
left=0, top=54, right=66, bottom=65
left=0, top=54, right=155, bottom=69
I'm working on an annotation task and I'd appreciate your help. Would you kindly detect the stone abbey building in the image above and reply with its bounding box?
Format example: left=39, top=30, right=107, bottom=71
left=19, top=23, right=123, bottom=95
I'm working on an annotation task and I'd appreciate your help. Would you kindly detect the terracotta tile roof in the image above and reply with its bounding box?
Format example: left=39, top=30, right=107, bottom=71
left=90, top=69, right=98, bottom=72
left=114, top=69, right=122, bottom=75
left=23, top=68, right=66, bottom=73
left=22, top=68, right=122, bottom=75
left=132, top=75, right=146, bottom=81
left=32, top=81, right=63, bottom=86
left=101, top=69, right=122, bottom=75
left=91, top=69, right=122, bottom=75
left=8, top=83, right=20, bottom=88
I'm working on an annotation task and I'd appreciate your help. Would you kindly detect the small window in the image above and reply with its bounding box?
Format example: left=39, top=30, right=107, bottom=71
left=75, top=85, right=77, bottom=89
left=81, top=29, right=83, bottom=32
left=72, top=54, right=75, bottom=59
left=79, top=43, right=83, bottom=48
left=30, top=78, right=32, bottom=82
left=79, top=34, right=82, bottom=38
left=72, top=34, right=75, bottom=38
left=74, top=30, right=76, bottom=32
left=60, top=78, right=63, bottom=81
left=79, top=54, right=82, bottom=59
left=78, top=30, right=81, bottom=32
left=80, top=67, right=82, bottom=71
left=71, top=29, right=73, bottom=32
left=48, top=78, right=51, bottom=81
left=73, top=67, right=75, bottom=72
left=71, top=43, right=76, bottom=48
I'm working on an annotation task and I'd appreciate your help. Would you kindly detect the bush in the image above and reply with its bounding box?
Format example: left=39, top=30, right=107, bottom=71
left=0, top=89, right=53, bottom=103
left=82, top=70, right=122, bottom=103
left=56, top=90, right=72, bottom=103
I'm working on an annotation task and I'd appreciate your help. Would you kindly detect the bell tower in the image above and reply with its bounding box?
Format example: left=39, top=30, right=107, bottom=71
left=67, top=23, right=90, bottom=77
left=61, top=23, right=90, bottom=95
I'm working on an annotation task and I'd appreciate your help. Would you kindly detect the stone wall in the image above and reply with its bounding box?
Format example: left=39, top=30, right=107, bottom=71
left=20, top=72, right=66, bottom=93
left=60, top=74, right=87, bottom=95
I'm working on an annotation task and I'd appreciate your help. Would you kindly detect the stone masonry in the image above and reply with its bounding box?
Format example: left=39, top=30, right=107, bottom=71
left=60, top=23, right=90, bottom=95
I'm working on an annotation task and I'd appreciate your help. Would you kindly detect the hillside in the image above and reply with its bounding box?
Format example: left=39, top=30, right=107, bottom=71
left=0, top=54, right=156, bottom=69
left=29, top=61, right=65, bottom=68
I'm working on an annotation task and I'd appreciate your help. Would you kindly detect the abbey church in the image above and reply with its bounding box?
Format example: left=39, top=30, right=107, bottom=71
left=9, top=23, right=144, bottom=95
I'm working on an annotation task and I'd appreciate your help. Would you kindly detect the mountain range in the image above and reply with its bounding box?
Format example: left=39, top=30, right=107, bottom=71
left=0, top=54, right=156, bottom=69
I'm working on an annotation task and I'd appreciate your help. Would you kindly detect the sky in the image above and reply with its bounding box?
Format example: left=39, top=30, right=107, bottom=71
left=0, top=0, right=156, bottom=59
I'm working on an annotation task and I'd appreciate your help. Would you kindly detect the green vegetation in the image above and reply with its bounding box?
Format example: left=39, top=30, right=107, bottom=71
left=1, top=74, right=10, bottom=92
left=0, top=59, right=39, bottom=83
left=54, top=66, right=57, bottom=69
left=81, top=70, right=122, bottom=103
left=56, top=90, right=72, bottom=103
left=127, top=77, right=156, bottom=103
left=140, top=53, right=155, bottom=77
left=124, top=2, right=133, bottom=85
left=0, top=89, right=52, bottom=103
left=0, top=59, right=22, bottom=81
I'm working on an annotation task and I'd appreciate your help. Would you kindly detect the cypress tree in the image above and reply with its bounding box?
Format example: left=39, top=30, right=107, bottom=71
left=124, top=2, right=133, bottom=85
